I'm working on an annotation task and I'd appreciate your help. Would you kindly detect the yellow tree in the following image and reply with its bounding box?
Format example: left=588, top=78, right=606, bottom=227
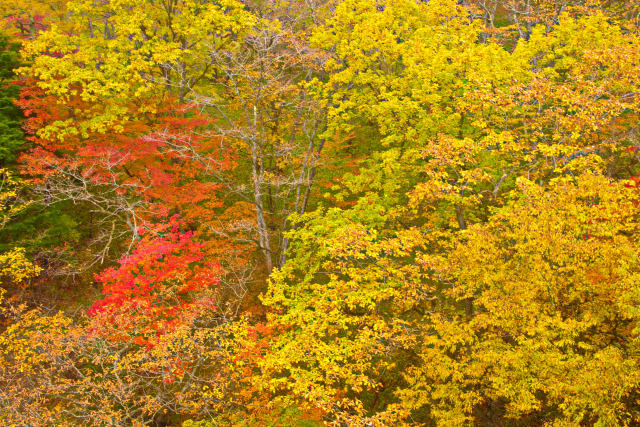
left=0, top=170, right=40, bottom=296
left=398, top=173, right=640, bottom=425
left=259, top=1, right=640, bottom=424
left=260, top=0, right=522, bottom=422
left=22, top=0, right=255, bottom=138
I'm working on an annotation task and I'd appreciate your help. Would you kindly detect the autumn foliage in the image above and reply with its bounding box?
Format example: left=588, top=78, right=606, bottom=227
left=0, top=0, right=639, bottom=426
left=89, top=216, right=221, bottom=345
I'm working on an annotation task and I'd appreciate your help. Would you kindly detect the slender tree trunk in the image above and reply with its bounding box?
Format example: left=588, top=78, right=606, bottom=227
left=251, top=136, right=273, bottom=272
left=278, top=135, right=325, bottom=268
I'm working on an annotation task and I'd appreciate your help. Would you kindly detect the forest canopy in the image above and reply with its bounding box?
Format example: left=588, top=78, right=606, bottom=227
left=0, top=0, right=639, bottom=425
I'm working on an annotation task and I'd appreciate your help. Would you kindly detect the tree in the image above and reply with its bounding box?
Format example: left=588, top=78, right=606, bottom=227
left=0, top=169, right=40, bottom=298
left=21, top=0, right=331, bottom=277
left=0, top=303, right=250, bottom=425
left=399, top=173, right=640, bottom=425
left=89, top=216, right=221, bottom=346
left=258, top=1, right=640, bottom=424
left=21, top=0, right=255, bottom=136
left=0, top=31, right=24, bottom=166
left=193, top=18, right=327, bottom=272
left=0, top=0, right=68, bottom=38
left=15, top=74, right=235, bottom=274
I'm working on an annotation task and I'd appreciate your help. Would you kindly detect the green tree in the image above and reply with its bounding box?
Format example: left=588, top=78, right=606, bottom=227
left=0, top=31, right=24, bottom=166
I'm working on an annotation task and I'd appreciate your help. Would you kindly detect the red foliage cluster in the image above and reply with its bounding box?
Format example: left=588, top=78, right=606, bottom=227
left=89, top=216, right=220, bottom=345
left=16, top=79, right=233, bottom=218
